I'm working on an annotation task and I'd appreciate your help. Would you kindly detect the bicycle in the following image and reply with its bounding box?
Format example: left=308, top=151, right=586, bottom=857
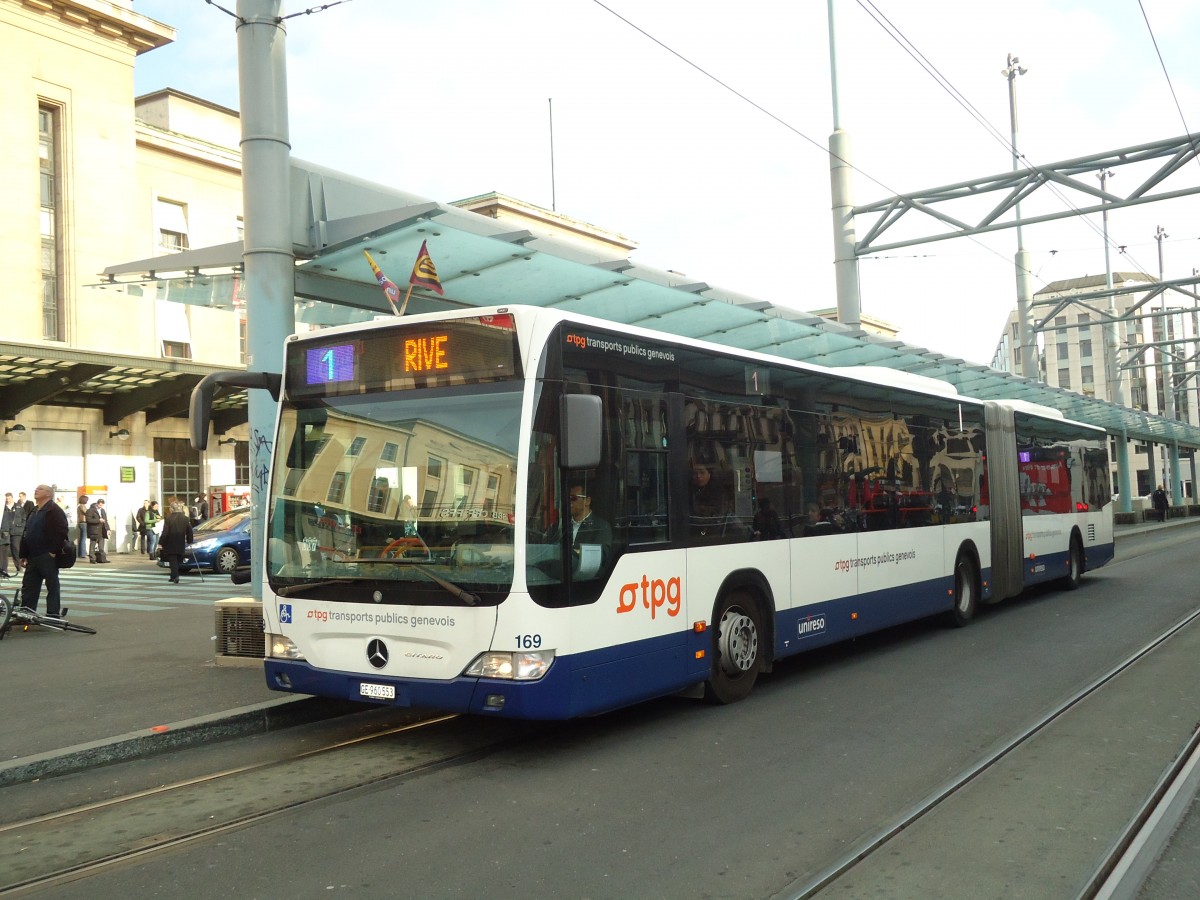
left=0, top=587, right=96, bottom=639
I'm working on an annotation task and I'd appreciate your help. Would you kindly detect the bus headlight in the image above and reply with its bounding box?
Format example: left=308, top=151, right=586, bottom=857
left=465, top=650, right=555, bottom=681
left=268, top=633, right=305, bottom=660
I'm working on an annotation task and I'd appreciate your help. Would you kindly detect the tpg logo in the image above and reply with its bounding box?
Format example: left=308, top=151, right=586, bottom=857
left=617, top=575, right=681, bottom=620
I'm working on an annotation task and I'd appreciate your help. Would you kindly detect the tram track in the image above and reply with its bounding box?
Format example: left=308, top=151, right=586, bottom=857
left=1086, top=722, right=1200, bottom=899
left=0, top=712, right=540, bottom=896
left=782, top=604, right=1200, bottom=899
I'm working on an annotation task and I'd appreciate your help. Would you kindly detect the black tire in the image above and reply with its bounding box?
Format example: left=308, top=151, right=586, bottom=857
left=1061, top=535, right=1084, bottom=591
left=0, top=593, right=12, bottom=640
left=705, top=590, right=763, bottom=704
left=948, top=553, right=979, bottom=628
left=215, top=547, right=240, bottom=574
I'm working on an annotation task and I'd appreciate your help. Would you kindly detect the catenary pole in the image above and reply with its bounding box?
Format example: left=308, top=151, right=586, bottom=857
left=1098, top=169, right=1133, bottom=512
left=1155, top=225, right=1182, bottom=504
left=237, top=0, right=294, bottom=596
left=827, top=0, right=861, bottom=329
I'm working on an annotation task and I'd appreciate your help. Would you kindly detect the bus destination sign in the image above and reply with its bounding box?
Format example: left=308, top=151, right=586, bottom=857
left=290, top=314, right=521, bottom=398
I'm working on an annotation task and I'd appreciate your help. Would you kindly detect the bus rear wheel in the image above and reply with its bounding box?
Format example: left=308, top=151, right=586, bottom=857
left=1061, top=535, right=1084, bottom=590
left=948, top=553, right=978, bottom=628
left=705, top=590, right=762, bottom=704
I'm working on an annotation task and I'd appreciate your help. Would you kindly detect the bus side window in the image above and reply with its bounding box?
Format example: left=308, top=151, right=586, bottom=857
left=616, top=393, right=670, bottom=545
left=686, top=398, right=756, bottom=543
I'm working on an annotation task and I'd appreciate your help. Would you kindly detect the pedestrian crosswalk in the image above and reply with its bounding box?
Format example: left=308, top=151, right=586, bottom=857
left=1, top=563, right=252, bottom=618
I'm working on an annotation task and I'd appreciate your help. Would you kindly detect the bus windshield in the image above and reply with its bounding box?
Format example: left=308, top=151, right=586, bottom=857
left=266, top=381, right=522, bottom=606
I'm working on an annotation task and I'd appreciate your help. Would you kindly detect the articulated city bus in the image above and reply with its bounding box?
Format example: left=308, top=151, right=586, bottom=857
left=193, top=305, right=1113, bottom=719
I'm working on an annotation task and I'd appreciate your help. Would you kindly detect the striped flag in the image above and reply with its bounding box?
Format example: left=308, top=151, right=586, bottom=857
left=363, top=250, right=401, bottom=315
left=408, top=241, right=444, bottom=296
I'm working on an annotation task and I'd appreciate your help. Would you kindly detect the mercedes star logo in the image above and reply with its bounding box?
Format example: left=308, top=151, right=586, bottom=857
left=366, top=638, right=389, bottom=669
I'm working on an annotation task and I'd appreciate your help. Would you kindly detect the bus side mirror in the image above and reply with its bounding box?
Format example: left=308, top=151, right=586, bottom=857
left=560, top=394, right=602, bottom=470
left=189, top=370, right=282, bottom=451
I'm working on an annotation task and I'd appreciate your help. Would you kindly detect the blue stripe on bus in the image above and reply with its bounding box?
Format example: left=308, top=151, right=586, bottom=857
left=264, top=541, right=1114, bottom=720
left=775, top=573, right=954, bottom=656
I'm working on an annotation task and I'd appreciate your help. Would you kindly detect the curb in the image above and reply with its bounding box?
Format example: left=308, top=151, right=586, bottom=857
left=0, top=695, right=364, bottom=787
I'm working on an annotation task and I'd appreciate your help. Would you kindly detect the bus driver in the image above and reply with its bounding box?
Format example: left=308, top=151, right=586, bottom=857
left=562, top=484, right=612, bottom=571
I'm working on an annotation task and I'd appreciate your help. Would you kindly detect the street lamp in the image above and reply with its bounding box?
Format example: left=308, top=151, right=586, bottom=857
left=1002, top=54, right=1036, bottom=380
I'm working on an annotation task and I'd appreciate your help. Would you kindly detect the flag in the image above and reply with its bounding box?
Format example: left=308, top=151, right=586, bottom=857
left=363, top=250, right=401, bottom=315
left=408, top=241, right=444, bottom=296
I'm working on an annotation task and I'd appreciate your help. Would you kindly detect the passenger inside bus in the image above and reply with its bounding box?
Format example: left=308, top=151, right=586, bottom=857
left=690, top=464, right=724, bottom=518
left=752, top=497, right=785, bottom=540
left=803, top=501, right=839, bottom=536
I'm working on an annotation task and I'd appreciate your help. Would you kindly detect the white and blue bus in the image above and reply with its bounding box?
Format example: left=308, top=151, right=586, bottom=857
left=193, top=305, right=1113, bottom=719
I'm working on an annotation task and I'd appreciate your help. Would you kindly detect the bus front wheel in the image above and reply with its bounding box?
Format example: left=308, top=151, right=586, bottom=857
left=705, top=590, right=762, bottom=704
left=948, top=553, right=978, bottom=628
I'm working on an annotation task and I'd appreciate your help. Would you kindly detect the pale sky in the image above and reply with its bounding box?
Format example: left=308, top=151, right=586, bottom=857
left=130, top=0, right=1200, bottom=365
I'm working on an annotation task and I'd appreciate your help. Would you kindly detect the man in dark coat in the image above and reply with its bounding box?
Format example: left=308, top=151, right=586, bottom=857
left=1152, top=485, right=1170, bottom=522
left=19, top=483, right=70, bottom=618
left=86, top=499, right=111, bottom=563
left=159, top=501, right=194, bottom=584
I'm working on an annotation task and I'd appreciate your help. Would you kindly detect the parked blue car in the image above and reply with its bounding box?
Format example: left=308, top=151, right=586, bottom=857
left=182, top=506, right=252, bottom=574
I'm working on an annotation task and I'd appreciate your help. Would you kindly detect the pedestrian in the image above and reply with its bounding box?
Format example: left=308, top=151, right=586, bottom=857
left=0, top=492, right=14, bottom=577
left=18, top=483, right=70, bottom=620
left=10, top=491, right=29, bottom=572
left=75, top=494, right=89, bottom=557
left=145, top=500, right=162, bottom=560
left=190, top=495, right=209, bottom=527
left=135, top=499, right=150, bottom=555
left=1152, top=484, right=1169, bottom=522
left=86, top=498, right=111, bottom=563
left=159, top=500, right=193, bottom=584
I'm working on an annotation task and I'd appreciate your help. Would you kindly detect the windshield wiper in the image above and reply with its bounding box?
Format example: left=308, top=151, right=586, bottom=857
left=338, top=558, right=480, bottom=606
left=275, top=579, right=356, bottom=597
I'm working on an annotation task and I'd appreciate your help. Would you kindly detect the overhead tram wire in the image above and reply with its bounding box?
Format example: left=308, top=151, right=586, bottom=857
left=1138, top=0, right=1200, bottom=172
left=854, top=0, right=1160, bottom=282
left=587, top=0, right=1037, bottom=282
left=593, top=0, right=1158, bottom=297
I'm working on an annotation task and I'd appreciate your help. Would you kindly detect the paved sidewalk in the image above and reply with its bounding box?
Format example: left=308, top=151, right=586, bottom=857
left=0, top=551, right=351, bottom=786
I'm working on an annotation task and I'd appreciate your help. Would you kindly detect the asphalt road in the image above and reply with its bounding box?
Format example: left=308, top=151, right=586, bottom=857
left=14, top=526, right=1199, bottom=899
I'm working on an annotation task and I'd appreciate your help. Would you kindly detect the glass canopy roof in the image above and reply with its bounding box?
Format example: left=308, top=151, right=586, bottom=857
left=101, top=189, right=1200, bottom=448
